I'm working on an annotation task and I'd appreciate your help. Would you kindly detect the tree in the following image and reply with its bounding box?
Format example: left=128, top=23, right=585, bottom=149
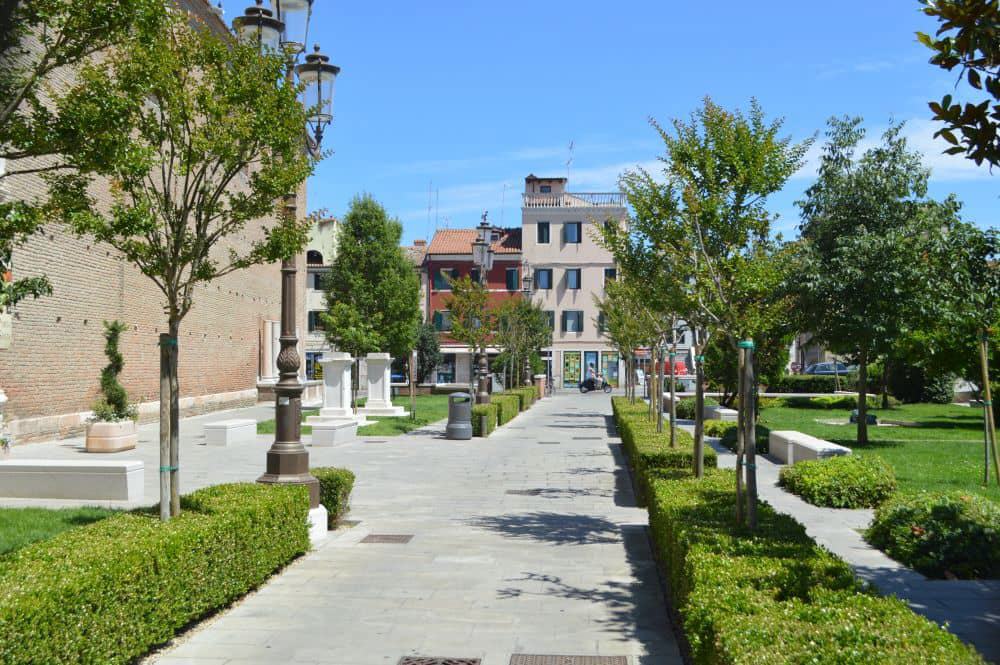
left=415, top=321, right=442, bottom=384
left=61, top=15, right=314, bottom=518
left=0, top=0, right=165, bottom=309
left=918, top=0, right=1000, bottom=168
left=494, top=296, right=551, bottom=388
left=793, top=117, right=945, bottom=446
left=594, top=278, right=656, bottom=403
left=323, top=195, right=421, bottom=404
left=444, top=275, right=491, bottom=395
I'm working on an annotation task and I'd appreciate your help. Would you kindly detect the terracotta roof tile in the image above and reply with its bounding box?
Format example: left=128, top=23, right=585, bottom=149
left=426, top=228, right=521, bottom=255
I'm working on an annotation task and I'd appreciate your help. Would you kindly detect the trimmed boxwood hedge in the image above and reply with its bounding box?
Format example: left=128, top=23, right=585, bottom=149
left=675, top=396, right=717, bottom=420
left=472, top=403, right=498, bottom=436
left=504, top=387, right=535, bottom=411
left=311, top=467, right=356, bottom=528
left=778, top=455, right=897, bottom=508
left=612, top=397, right=716, bottom=505
left=0, top=483, right=310, bottom=665
left=647, top=470, right=983, bottom=664
left=493, top=394, right=521, bottom=426
left=718, top=422, right=771, bottom=454
left=769, top=374, right=843, bottom=393
left=701, top=419, right=735, bottom=438
left=867, top=492, right=1000, bottom=579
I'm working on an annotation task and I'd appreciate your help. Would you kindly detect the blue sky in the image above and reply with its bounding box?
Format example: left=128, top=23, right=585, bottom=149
left=294, top=0, right=996, bottom=243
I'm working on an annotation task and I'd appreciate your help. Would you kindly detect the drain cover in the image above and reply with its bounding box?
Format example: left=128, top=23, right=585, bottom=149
left=399, top=659, right=481, bottom=665
left=510, top=658, right=627, bottom=665
left=506, top=489, right=543, bottom=496
left=538, top=441, right=560, bottom=445
left=361, top=534, right=413, bottom=544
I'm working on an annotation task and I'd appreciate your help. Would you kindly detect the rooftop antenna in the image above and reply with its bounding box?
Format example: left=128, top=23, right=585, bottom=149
left=566, top=140, right=575, bottom=182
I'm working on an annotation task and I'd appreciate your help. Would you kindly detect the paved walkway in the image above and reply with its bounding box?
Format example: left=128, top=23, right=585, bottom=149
left=139, top=393, right=681, bottom=665
left=702, top=430, right=1000, bottom=662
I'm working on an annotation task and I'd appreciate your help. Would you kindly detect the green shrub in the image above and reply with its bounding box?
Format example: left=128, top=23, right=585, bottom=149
left=769, top=374, right=844, bottom=393
left=779, top=455, right=897, bottom=508
left=756, top=396, right=786, bottom=409
left=888, top=361, right=955, bottom=404
left=492, top=394, right=520, bottom=426
left=783, top=394, right=885, bottom=410
left=0, top=483, right=309, bottom=665
left=675, top=396, right=717, bottom=420
left=718, top=423, right=770, bottom=454
left=310, top=467, right=355, bottom=528
left=867, top=492, right=1000, bottom=579
left=701, top=419, right=736, bottom=438
left=612, top=398, right=716, bottom=505
left=471, top=403, right=498, bottom=436
left=647, top=470, right=984, bottom=665
left=504, top=387, right=535, bottom=411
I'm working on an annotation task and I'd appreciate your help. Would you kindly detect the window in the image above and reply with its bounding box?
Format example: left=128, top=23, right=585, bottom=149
left=562, top=310, right=584, bottom=333
left=306, top=250, right=323, bottom=265
left=598, top=312, right=607, bottom=334
left=537, top=221, right=550, bottom=244
left=305, top=352, right=324, bottom=380
left=566, top=268, right=581, bottom=290
left=307, top=311, right=325, bottom=332
left=437, top=353, right=456, bottom=383
left=308, top=272, right=324, bottom=290
left=433, top=267, right=458, bottom=290
left=540, top=185, right=552, bottom=193
left=432, top=310, right=452, bottom=331
left=535, top=268, right=553, bottom=290
left=545, top=310, right=555, bottom=330
left=469, top=268, right=480, bottom=284
left=505, top=267, right=519, bottom=291
left=604, top=267, right=617, bottom=284
left=564, top=222, right=582, bottom=244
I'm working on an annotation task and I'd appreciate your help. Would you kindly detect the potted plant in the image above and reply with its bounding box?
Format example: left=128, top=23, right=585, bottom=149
left=86, top=320, right=138, bottom=453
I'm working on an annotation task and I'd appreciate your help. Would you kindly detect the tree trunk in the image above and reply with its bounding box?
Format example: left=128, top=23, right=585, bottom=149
left=978, top=335, right=1000, bottom=485
left=735, top=346, right=745, bottom=525
left=409, top=349, right=416, bottom=422
left=656, top=344, right=664, bottom=433
left=158, top=334, right=171, bottom=522
left=669, top=346, right=677, bottom=448
left=168, top=318, right=180, bottom=517
left=857, top=353, right=869, bottom=446
left=694, top=336, right=705, bottom=479
left=743, top=341, right=757, bottom=531
left=880, top=359, right=891, bottom=409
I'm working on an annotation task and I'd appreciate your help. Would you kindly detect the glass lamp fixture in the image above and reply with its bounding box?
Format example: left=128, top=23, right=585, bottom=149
left=472, top=213, right=495, bottom=272
left=270, top=0, right=313, bottom=51
left=233, top=0, right=283, bottom=51
left=295, top=45, right=339, bottom=145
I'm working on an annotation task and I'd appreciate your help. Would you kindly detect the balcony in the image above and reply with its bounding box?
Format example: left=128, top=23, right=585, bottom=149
left=522, top=192, right=626, bottom=208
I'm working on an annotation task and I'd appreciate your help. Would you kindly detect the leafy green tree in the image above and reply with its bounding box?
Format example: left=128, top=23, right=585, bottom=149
left=0, top=0, right=165, bottom=309
left=793, top=117, right=946, bottom=446
left=415, top=320, right=442, bottom=384
left=494, top=296, right=551, bottom=387
left=323, top=194, right=420, bottom=402
left=444, top=275, right=491, bottom=394
left=594, top=278, right=657, bottom=403
left=60, top=15, right=314, bottom=517
left=918, top=0, right=1000, bottom=167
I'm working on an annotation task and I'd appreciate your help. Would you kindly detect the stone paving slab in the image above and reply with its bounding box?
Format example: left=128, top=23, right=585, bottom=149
left=136, top=393, right=681, bottom=665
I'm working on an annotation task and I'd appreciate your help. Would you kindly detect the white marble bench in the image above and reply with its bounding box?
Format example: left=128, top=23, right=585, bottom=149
left=311, top=420, right=358, bottom=447
left=705, top=405, right=738, bottom=422
left=769, top=430, right=851, bottom=465
left=203, top=419, right=257, bottom=446
left=0, top=459, right=143, bottom=501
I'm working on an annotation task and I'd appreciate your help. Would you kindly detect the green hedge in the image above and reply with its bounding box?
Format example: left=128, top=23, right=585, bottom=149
left=504, top=387, right=535, bottom=411
left=472, top=403, right=498, bottom=437
left=0, top=483, right=309, bottom=665
left=783, top=394, right=884, bottom=409
left=778, top=455, right=897, bottom=508
left=647, top=470, right=984, bottom=664
left=311, top=467, right=355, bottom=528
left=675, top=396, right=717, bottom=420
left=718, top=422, right=771, bottom=454
left=493, top=394, right=520, bottom=426
left=867, top=492, right=1000, bottom=579
left=702, top=419, right=735, bottom=438
left=612, top=397, right=716, bottom=505
left=769, top=374, right=844, bottom=393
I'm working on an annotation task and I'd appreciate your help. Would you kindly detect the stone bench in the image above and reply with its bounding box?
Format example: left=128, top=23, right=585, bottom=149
left=769, top=430, right=851, bottom=465
left=203, top=419, right=257, bottom=446
left=705, top=405, right=738, bottom=422
left=0, top=459, right=143, bottom=501
left=311, top=420, right=358, bottom=447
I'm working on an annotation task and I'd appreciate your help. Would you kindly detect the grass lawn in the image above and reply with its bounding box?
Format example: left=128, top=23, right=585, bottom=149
left=0, top=507, right=117, bottom=556
left=758, top=403, right=999, bottom=503
left=255, top=395, right=451, bottom=437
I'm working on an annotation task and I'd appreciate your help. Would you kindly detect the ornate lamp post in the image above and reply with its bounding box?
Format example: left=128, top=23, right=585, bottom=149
left=233, top=0, right=340, bottom=510
left=470, top=212, right=495, bottom=404
left=520, top=260, right=534, bottom=386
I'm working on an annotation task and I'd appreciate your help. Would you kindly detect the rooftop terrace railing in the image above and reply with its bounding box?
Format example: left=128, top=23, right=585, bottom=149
left=522, top=192, right=626, bottom=208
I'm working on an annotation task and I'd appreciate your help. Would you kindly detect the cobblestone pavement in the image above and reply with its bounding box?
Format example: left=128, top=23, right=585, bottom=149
left=135, top=392, right=682, bottom=665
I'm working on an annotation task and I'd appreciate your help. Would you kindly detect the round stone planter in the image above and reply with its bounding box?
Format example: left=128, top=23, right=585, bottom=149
left=85, top=420, right=137, bottom=453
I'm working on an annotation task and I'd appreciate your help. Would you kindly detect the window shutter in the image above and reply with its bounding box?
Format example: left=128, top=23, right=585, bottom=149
left=578, top=312, right=584, bottom=332
left=561, top=311, right=567, bottom=332
left=433, top=311, right=442, bottom=330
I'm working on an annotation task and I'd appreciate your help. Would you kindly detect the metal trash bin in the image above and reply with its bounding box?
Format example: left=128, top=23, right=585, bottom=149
left=446, top=392, right=473, bottom=440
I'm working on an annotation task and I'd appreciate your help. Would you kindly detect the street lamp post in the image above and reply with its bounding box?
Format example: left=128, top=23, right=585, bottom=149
left=521, top=261, right=534, bottom=387
left=470, top=212, right=495, bottom=404
left=233, top=0, right=340, bottom=509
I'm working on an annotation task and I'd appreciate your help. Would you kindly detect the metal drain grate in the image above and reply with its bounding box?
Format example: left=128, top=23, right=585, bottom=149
left=538, top=440, right=560, bottom=445
left=572, top=436, right=602, bottom=440
left=506, top=489, right=543, bottom=496
left=399, top=659, right=481, bottom=665
left=361, top=534, right=413, bottom=544
left=510, top=657, right=628, bottom=665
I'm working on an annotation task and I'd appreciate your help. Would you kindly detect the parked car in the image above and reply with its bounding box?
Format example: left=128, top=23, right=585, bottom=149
left=803, top=362, right=850, bottom=376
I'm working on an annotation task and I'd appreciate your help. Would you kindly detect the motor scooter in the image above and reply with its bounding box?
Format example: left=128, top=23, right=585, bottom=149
left=579, top=376, right=612, bottom=394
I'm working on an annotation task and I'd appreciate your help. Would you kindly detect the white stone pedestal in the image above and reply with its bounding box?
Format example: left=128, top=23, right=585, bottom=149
left=357, top=353, right=408, bottom=418
left=305, top=353, right=370, bottom=430
left=308, top=505, right=329, bottom=546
